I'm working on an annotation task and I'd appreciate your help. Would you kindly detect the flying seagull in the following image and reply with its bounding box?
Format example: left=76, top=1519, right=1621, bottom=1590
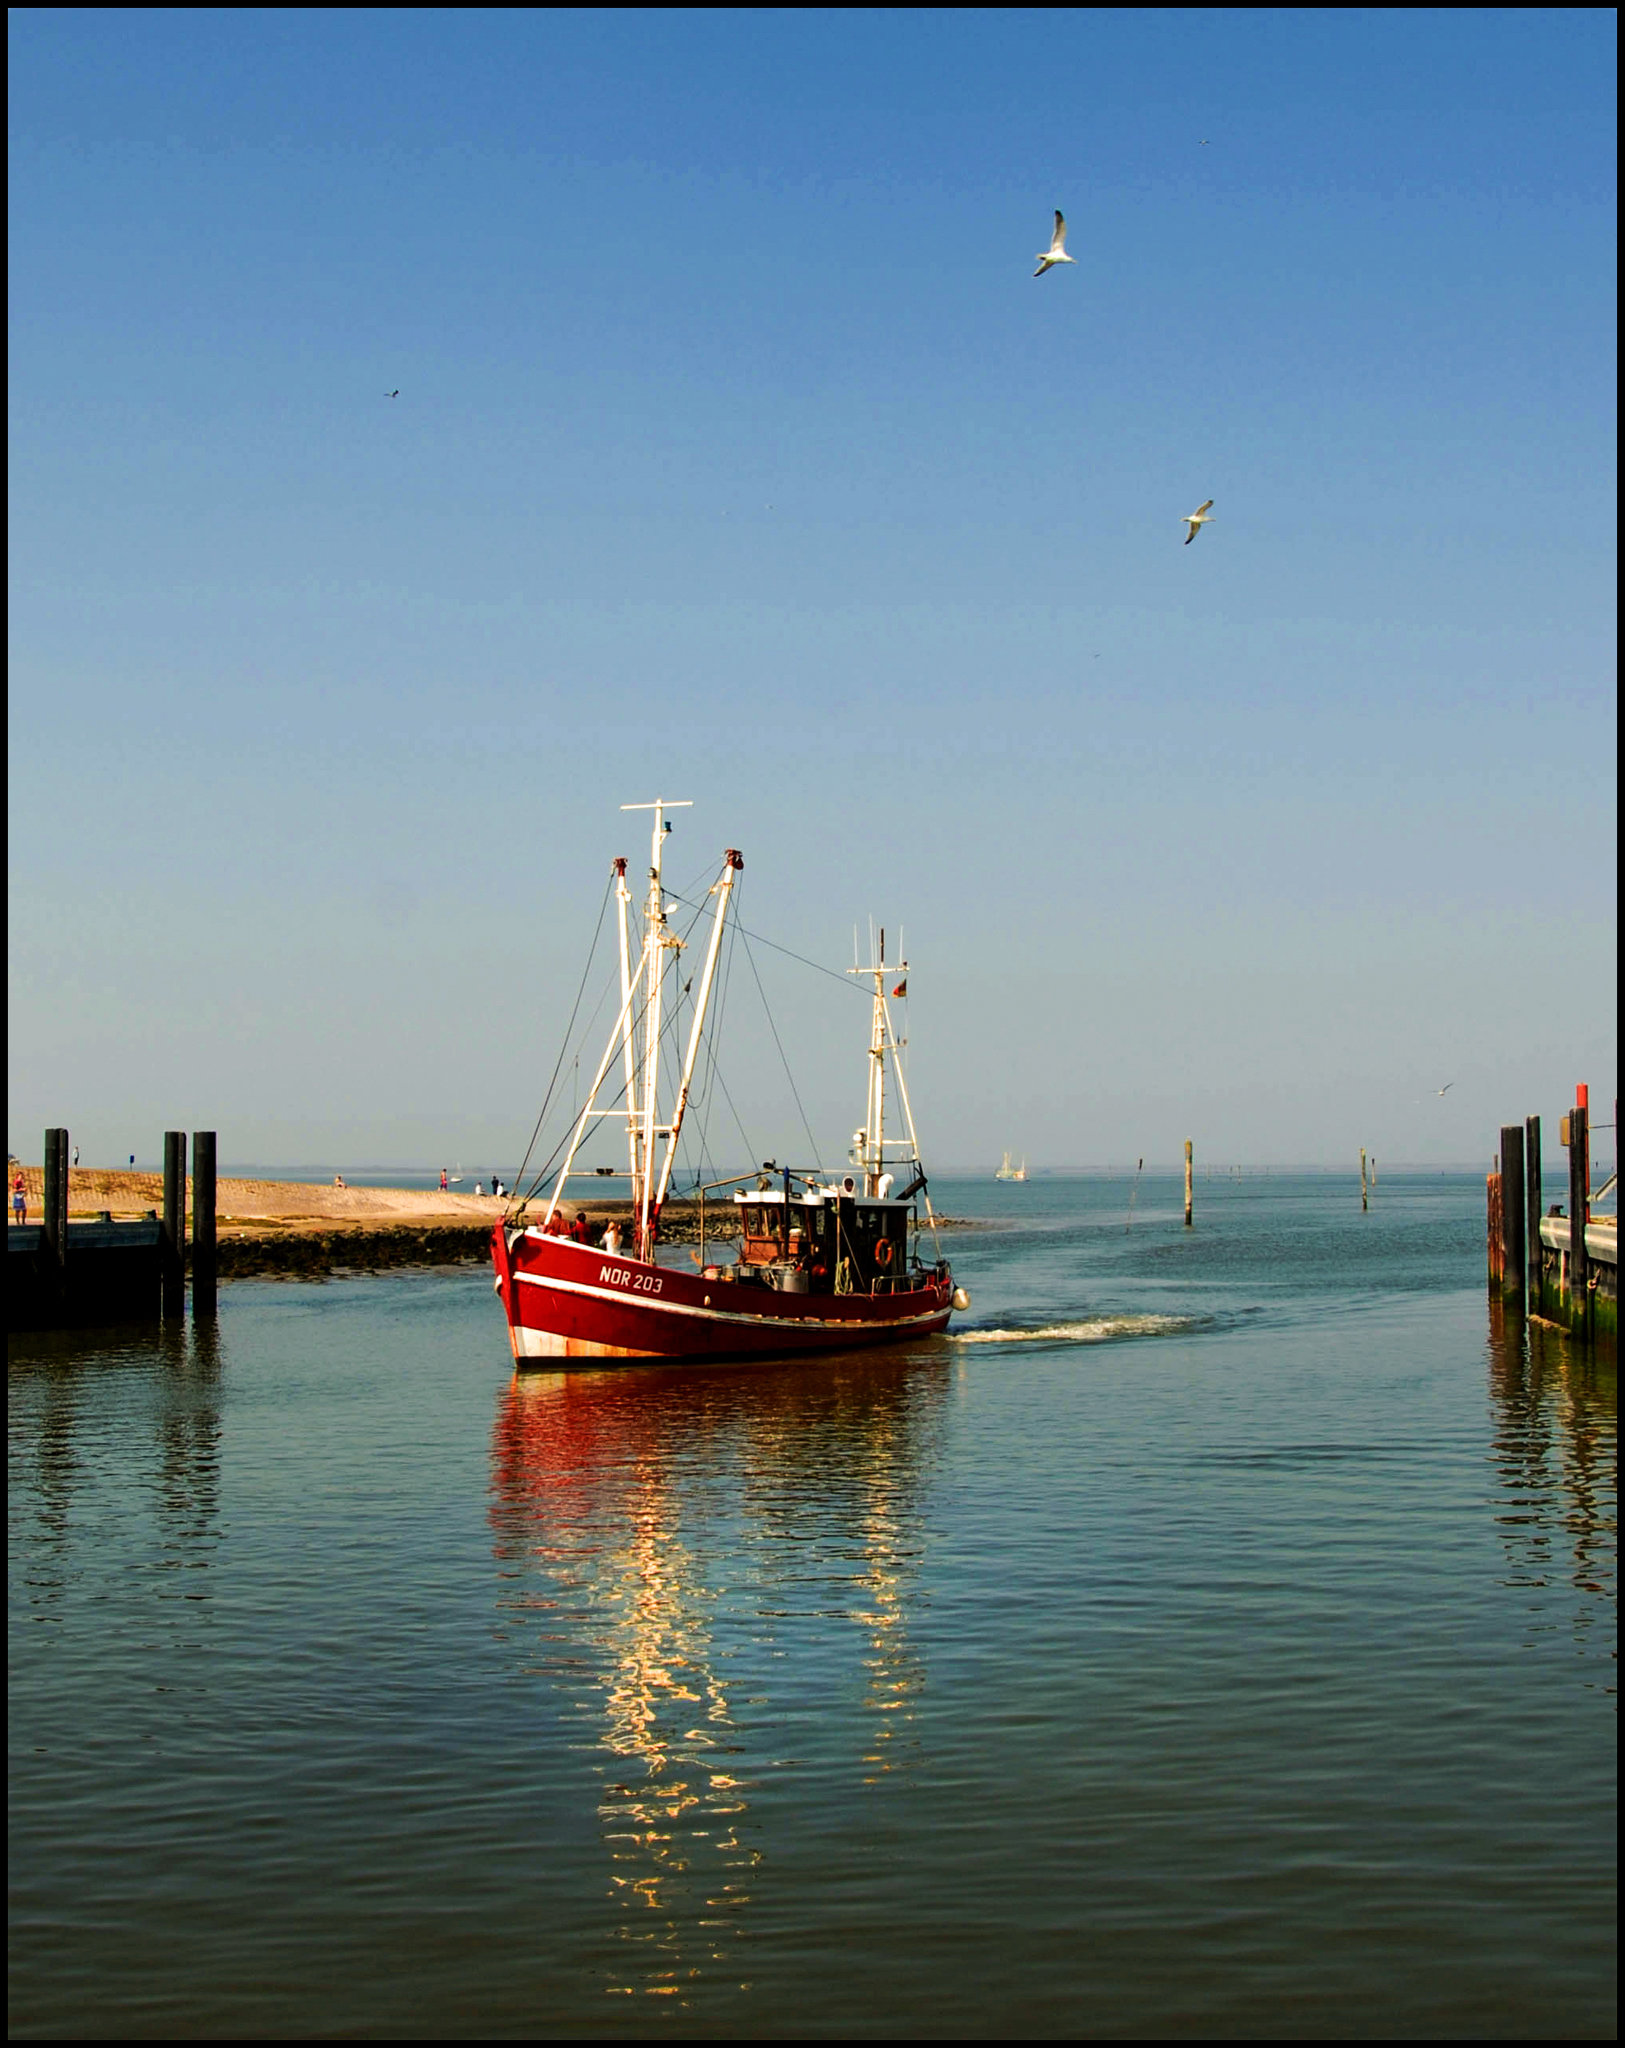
left=1034, top=210, right=1076, bottom=277
left=1433, top=1083, right=1455, bottom=1097
left=1182, top=498, right=1215, bottom=544
left=385, top=389, right=399, bottom=398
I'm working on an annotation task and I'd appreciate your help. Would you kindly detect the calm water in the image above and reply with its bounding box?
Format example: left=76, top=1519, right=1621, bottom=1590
left=9, top=1174, right=1616, bottom=2037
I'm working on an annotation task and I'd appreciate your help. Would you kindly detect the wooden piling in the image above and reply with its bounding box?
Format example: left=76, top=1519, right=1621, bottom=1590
left=1524, top=1115, right=1542, bottom=1312
left=1499, top=1123, right=1525, bottom=1304
left=1567, top=1098, right=1589, bottom=1313
left=1184, top=1140, right=1193, bottom=1227
left=162, top=1130, right=187, bottom=1317
left=42, top=1128, right=70, bottom=1272
left=1360, top=1148, right=1368, bottom=1212
left=192, top=1130, right=217, bottom=1318
left=1486, top=1165, right=1503, bottom=1284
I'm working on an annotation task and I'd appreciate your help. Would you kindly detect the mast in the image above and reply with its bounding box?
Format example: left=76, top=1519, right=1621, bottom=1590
left=848, top=926, right=940, bottom=1237
left=849, top=924, right=893, bottom=1198
left=647, top=848, right=744, bottom=1232
left=634, top=802, right=676, bottom=1244
left=614, top=857, right=640, bottom=1194
left=541, top=803, right=744, bottom=1262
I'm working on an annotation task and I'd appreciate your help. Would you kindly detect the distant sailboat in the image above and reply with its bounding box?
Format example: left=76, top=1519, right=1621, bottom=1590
left=995, top=1151, right=1027, bottom=1182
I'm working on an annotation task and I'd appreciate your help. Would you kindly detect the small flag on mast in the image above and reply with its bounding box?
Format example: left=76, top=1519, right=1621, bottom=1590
left=892, top=979, right=907, bottom=998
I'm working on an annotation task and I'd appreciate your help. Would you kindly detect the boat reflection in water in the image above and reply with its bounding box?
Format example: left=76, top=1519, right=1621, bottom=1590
left=488, top=1348, right=949, bottom=2001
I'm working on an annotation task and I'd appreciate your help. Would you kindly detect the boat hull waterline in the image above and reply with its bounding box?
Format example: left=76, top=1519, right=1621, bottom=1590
left=494, top=1227, right=953, bottom=1362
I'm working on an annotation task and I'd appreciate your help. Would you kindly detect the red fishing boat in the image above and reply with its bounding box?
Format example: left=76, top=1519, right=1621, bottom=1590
left=492, top=799, right=968, bottom=1363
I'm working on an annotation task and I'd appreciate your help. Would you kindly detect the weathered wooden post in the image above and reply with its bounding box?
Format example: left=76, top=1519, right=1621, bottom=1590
left=42, top=1127, right=69, bottom=1282
left=1567, top=1091, right=1589, bottom=1332
left=1360, top=1148, right=1369, bottom=1212
left=1487, top=1155, right=1503, bottom=1286
left=1524, top=1115, right=1542, bottom=1312
left=1184, top=1139, right=1193, bottom=1227
left=192, top=1130, right=217, bottom=1318
left=1499, top=1123, right=1525, bottom=1305
left=162, top=1130, right=187, bottom=1317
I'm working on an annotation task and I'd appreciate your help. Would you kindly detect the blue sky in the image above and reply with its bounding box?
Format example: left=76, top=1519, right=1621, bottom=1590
left=8, top=8, right=1617, bottom=1171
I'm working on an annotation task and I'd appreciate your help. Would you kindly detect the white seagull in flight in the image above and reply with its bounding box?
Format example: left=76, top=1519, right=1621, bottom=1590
left=1182, top=498, right=1215, bottom=544
left=1034, top=211, right=1076, bottom=277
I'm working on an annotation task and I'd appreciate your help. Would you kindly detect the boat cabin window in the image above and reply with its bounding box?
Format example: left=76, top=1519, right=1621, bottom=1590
left=738, top=1201, right=831, bottom=1269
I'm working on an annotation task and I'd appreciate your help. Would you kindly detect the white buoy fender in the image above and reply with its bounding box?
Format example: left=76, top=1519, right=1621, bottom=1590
left=952, top=1287, right=970, bottom=1311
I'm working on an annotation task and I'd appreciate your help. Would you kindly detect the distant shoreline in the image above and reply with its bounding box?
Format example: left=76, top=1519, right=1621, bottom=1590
left=7, top=1170, right=979, bottom=1282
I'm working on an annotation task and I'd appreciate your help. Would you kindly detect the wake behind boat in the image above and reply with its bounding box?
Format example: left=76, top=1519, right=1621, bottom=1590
left=492, top=800, right=968, bottom=1362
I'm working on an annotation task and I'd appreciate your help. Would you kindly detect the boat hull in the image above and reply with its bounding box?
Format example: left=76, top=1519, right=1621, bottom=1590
left=493, top=1225, right=953, bottom=1363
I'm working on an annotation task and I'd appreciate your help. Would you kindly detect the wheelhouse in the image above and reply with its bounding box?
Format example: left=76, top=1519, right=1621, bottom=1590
left=701, top=1174, right=923, bottom=1296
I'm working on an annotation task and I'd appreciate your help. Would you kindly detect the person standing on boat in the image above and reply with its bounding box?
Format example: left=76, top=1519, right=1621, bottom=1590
left=12, top=1173, right=25, bottom=1226
left=603, top=1219, right=622, bottom=1254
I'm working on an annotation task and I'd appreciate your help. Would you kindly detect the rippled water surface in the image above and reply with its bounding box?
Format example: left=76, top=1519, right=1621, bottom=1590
left=9, top=1174, right=1616, bottom=2037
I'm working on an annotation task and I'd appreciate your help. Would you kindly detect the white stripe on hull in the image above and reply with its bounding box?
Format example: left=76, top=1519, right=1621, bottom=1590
left=513, top=1264, right=947, bottom=1335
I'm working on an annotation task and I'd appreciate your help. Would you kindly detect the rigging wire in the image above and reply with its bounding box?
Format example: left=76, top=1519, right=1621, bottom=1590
left=688, top=912, right=741, bottom=1188
left=740, top=925, right=824, bottom=1172
left=508, top=870, right=615, bottom=1206
left=525, top=876, right=728, bottom=1212
left=665, top=889, right=868, bottom=1000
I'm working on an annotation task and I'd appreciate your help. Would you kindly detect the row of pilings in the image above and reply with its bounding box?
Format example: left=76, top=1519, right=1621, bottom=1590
left=11, top=1128, right=215, bottom=1329
left=1489, top=1087, right=1616, bottom=1349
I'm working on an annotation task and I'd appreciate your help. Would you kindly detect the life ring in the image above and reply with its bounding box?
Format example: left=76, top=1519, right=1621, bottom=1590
left=874, top=1238, right=894, bottom=1268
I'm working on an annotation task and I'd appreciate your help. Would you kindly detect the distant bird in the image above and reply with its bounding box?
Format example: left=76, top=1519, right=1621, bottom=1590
left=1433, top=1083, right=1455, bottom=1097
left=1182, top=498, right=1215, bottom=544
left=385, top=389, right=399, bottom=398
left=1034, top=210, right=1076, bottom=277
left=1200, top=139, right=1210, bottom=145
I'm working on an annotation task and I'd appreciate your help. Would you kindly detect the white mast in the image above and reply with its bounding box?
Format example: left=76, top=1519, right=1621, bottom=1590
left=648, top=847, right=744, bottom=1231
left=614, top=856, right=640, bottom=1193
left=624, top=799, right=690, bottom=1253
left=540, top=804, right=743, bottom=1261
left=848, top=927, right=939, bottom=1236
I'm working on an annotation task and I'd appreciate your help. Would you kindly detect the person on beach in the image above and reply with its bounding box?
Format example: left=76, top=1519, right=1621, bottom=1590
left=12, top=1174, right=25, bottom=1226
left=334, top=1174, right=346, bottom=1189
left=439, top=1168, right=448, bottom=1192
left=72, top=1145, right=79, bottom=1167
left=473, top=1180, right=484, bottom=1198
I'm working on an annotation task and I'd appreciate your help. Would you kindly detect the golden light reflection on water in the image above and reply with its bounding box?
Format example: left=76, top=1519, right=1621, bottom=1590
left=488, top=1352, right=947, bottom=2003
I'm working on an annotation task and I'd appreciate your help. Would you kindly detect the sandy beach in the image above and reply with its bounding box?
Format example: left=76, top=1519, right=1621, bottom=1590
left=13, top=1167, right=508, bottom=1231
